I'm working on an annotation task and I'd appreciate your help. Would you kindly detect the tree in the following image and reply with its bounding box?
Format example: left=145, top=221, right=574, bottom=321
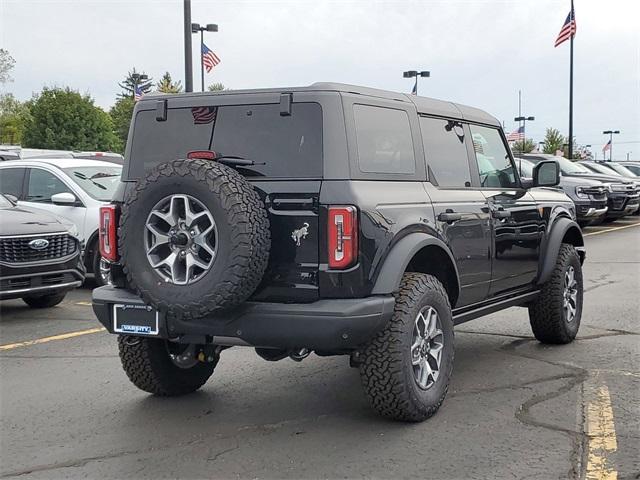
left=207, top=82, right=227, bottom=92
left=23, top=87, right=118, bottom=151
left=156, top=72, right=183, bottom=93
left=0, top=94, right=31, bottom=144
left=109, top=96, right=135, bottom=153
left=512, top=138, right=536, bottom=154
left=542, top=128, right=565, bottom=155
left=0, top=49, right=15, bottom=84
left=118, top=68, right=153, bottom=99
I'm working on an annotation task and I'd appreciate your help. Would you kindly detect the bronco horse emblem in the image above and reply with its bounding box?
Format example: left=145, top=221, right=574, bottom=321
left=291, top=223, right=310, bottom=246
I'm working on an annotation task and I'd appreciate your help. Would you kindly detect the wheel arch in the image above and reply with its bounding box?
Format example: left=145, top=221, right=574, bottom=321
left=84, top=229, right=100, bottom=271
left=537, top=216, right=585, bottom=285
left=371, top=233, right=460, bottom=307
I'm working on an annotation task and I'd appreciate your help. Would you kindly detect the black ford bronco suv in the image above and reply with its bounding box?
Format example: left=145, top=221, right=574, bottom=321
left=93, top=83, right=585, bottom=422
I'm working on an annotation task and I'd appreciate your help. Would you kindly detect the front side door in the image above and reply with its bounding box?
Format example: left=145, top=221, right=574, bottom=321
left=420, top=116, right=492, bottom=307
left=21, top=167, right=88, bottom=241
left=468, top=124, right=542, bottom=297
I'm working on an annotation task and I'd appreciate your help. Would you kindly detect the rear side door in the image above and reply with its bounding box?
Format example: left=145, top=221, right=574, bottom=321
left=420, top=117, right=492, bottom=307
left=468, top=124, right=542, bottom=296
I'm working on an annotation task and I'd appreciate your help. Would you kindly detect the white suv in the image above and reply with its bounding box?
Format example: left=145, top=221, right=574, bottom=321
left=0, top=158, right=122, bottom=286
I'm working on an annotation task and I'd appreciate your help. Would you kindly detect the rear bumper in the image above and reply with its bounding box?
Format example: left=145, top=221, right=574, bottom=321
left=92, top=286, right=395, bottom=351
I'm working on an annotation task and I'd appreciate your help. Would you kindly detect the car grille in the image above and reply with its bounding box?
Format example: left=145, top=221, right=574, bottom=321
left=610, top=183, right=636, bottom=193
left=0, top=234, right=78, bottom=264
left=0, top=272, right=78, bottom=292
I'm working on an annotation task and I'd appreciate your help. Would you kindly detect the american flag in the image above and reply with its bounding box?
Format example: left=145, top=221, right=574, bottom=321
left=506, top=126, right=525, bottom=142
left=134, top=84, right=144, bottom=102
left=602, top=139, right=611, bottom=153
left=202, top=43, right=221, bottom=73
left=191, top=106, right=218, bottom=125
left=554, top=6, right=577, bottom=47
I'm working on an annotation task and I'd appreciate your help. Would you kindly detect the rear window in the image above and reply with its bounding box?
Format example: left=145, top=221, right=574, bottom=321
left=128, top=103, right=322, bottom=178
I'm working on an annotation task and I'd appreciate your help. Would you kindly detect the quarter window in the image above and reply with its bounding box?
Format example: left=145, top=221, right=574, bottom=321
left=26, top=169, right=73, bottom=203
left=419, top=117, right=471, bottom=187
left=470, top=125, right=519, bottom=188
left=353, top=105, right=415, bottom=175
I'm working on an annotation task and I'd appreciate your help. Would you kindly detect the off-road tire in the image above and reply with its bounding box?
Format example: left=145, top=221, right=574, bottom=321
left=359, top=273, right=454, bottom=422
left=528, top=243, right=583, bottom=344
left=119, top=159, right=270, bottom=319
left=118, top=336, right=217, bottom=396
left=22, top=293, right=66, bottom=308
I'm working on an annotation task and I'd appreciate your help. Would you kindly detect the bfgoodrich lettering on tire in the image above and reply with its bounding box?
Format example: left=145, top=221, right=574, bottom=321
left=359, top=273, right=454, bottom=422
left=529, top=243, right=583, bottom=344
left=119, top=159, right=270, bottom=319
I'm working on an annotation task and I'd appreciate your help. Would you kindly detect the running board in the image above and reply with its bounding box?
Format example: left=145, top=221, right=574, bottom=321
left=452, top=290, right=540, bottom=325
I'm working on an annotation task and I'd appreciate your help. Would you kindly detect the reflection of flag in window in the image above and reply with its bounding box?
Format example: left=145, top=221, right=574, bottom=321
left=191, top=106, right=217, bottom=125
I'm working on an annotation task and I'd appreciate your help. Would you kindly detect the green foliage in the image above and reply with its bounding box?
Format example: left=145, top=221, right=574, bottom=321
left=109, top=96, right=135, bottom=153
left=207, top=82, right=227, bottom=92
left=118, top=68, right=153, bottom=99
left=156, top=72, right=183, bottom=93
left=542, top=128, right=565, bottom=155
left=23, top=87, right=118, bottom=151
left=0, top=94, right=31, bottom=144
left=0, top=49, right=16, bottom=84
left=512, top=138, right=536, bottom=154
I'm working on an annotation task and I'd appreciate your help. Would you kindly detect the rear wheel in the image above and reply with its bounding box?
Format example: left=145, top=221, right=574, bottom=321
left=359, top=273, right=454, bottom=422
left=22, top=293, right=66, bottom=308
left=118, top=336, right=218, bottom=396
left=528, top=243, right=583, bottom=344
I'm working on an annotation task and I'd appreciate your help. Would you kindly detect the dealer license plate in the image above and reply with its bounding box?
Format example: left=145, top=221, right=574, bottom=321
left=113, top=304, right=159, bottom=335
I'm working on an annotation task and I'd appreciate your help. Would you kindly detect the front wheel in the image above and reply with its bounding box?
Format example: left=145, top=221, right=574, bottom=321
left=22, top=293, right=66, bottom=308
left=528, top=243, right=583, bottom=344
left=118, top=336, right=218, bottom=396
left=359, top=273, right=454, bottom=422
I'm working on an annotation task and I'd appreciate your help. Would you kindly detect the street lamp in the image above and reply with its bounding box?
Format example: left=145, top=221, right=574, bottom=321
left=192, top=23, right=219, bottom=92
left=602, top=130, right=620, bottom=161
left=403, top=70, right=430, bottom=96
left=131, top=73, right=148, bottom=100
left=514, top=116, right=534, bottom=153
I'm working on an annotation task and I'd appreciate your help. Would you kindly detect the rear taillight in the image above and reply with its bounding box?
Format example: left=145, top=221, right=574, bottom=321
left=328, top=206, right=358, bottom=269
left=99, top=205, right=119, bottom=262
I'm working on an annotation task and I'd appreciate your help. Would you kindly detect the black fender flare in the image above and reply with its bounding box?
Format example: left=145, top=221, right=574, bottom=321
left=537, top=216, right=584, bottom=285
left=371, top=232, right=460, bottom=298
left=84, top=229, right=100, bottom=268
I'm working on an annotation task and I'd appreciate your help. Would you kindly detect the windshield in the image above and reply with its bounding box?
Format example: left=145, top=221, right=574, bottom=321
left=583, top=162, right=622, bottom=176
left=64, top=165, right=122, bottom=201
left=556, top=157, right=593, bottom=175
left=602, top=163, right=637, bottom=177
left=0, top=194, right=13, bottom=208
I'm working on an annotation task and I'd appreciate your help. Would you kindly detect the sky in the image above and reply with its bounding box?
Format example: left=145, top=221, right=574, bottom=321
left=1, top=0, right=639, bottom=160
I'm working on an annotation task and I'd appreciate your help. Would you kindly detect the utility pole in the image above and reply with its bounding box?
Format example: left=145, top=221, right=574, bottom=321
left=568, top=0, right=574, bottom=160
left=184, top=0, right=193, bottom=92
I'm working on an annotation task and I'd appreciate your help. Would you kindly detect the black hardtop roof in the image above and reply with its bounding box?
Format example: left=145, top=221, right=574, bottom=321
left=142, top=82, right=500, bottom=127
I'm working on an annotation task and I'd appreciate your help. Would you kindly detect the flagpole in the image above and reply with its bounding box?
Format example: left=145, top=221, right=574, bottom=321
left=200, top=30, right=205, bottom=92
left=568, top=0, right=574, bottom=160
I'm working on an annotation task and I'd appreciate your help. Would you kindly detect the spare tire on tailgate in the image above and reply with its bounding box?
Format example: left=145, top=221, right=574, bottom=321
left=119, top=159, right=270, bottom=319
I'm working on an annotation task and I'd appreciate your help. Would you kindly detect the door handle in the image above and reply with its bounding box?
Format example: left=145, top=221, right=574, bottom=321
left=438, top=211, right=462, bottom=223
left=492, top=209, right=511, bottom=219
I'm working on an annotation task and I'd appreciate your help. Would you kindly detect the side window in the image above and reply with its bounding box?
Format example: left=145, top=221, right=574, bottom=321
left=0, top=168, right=26, bottom=198
left=353, top=104, right=415, bottom=175
left=26, top=168, right=72, bottom=203
left=469, top=125, right=519, bottom=188
left=419, top=117, right=471, bottom=187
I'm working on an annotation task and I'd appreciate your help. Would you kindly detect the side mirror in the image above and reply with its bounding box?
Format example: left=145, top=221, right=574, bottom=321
left=51, top=192, right=78, bottom=205
left=520, top=177, right=534, bottom=189
left=533, top=160, right=560, bottom=187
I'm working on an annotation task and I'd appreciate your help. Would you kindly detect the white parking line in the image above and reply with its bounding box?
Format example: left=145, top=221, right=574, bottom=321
left=584, top=222, right=640, bottom=237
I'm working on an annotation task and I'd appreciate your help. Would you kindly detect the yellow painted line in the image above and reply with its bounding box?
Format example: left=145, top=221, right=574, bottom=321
left=584, top=377, right=618, bottom=480
left=584, top=222, right=640, bottom=237
left=0, top=327, right=106, bottom=351
left=74, top=301, right=93, bottom=306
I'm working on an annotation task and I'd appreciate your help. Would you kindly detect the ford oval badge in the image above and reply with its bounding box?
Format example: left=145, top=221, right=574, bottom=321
left=28, top=238, right=49, bottom=250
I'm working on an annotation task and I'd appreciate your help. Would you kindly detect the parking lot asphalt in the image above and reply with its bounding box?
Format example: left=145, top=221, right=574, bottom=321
left=1, top=219, right=639, bottom=480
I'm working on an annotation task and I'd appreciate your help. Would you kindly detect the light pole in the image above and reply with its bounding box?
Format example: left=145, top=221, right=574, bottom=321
left=627, top=152, right=632, bottom=161
left=131, top=73, right=148, bottom=100
left=184, top=0, right=193, bottom=92
left=514, top=115, right=534, bottom=153
left=602, top=130, right=620, bottom=161
left=403, top=70, right=430, bottom=96
left=192, top=23, right=219, bottom=92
